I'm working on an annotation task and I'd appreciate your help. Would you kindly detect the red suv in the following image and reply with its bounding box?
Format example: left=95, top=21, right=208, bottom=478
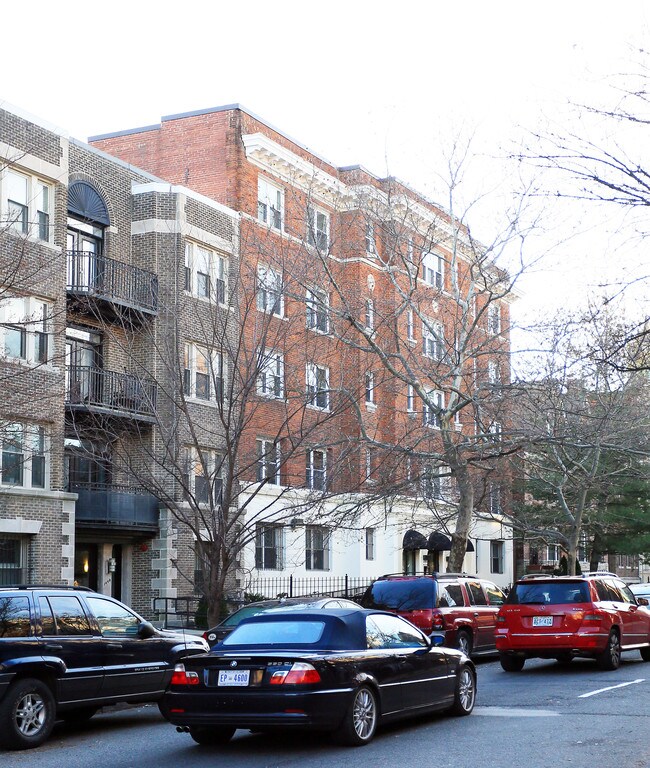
left=496, top=573, right=650, bottom=671
left=360, top=573, right=506, bottom=656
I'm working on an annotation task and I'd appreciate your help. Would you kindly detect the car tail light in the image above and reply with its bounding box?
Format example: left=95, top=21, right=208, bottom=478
left=431, top=609, right=446, bottom=631
left=269, top=662, right=321, bottom=685
left=582, top=614, right=601, bottom=622
left=170, top=663, right=200, bottom=686
left=497, top=615, right=506, bottom=623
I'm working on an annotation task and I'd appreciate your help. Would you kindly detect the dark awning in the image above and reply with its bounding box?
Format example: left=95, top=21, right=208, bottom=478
left=466, top=539, right=475, bottom=552
left=402, top=529, right=428, bottom=550
left=427, top=531, right=452, bottom=551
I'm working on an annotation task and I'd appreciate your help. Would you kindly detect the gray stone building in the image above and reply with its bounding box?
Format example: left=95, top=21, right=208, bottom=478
left=0, top=103, right=238, bottom=619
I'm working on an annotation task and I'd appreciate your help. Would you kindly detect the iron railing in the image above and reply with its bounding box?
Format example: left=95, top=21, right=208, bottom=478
left=66, top=251, right=158, bottom=313
left=66, top=366, right=157, bottom=417
left=244, top=574, right=374, bottom=601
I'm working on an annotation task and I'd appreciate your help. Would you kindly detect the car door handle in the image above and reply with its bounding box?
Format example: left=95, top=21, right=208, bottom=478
left=45, top=643, right=63, bottom=651
left=106, top=642, right=123, bottom=649
left=473, top=612, right=479, bottom=617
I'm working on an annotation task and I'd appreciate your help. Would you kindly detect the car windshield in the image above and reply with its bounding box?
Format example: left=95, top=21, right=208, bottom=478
left=221, top=619, right=326, bottom=646
left=363, top=579, right=436, bottom=612
left=507, top=582, right=591, bottom=605
left=220, top=604, right=277, bottom=627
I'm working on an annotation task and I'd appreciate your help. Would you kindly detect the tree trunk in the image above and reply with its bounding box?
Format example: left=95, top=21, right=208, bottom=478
left=448, top=465, right=473, bottom=572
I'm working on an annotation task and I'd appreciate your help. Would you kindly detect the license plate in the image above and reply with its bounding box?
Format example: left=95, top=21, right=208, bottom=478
left=532, top=616, right=553, bottom=627
left=217, top=669, right=250, bottom=686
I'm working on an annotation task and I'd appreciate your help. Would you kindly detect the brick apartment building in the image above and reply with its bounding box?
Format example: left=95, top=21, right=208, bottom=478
left=0, top=101, right=516, bottom=624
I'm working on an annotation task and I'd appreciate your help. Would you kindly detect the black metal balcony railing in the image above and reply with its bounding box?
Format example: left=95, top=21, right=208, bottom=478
left=67, top=251, right=158, bottom=314
left=66, top=366, right=157, bottom=418
left=71, top=482, right=160, bottom=530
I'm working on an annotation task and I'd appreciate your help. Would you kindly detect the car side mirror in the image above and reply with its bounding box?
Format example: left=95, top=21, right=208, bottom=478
left=137, top=620, right=157, bottom=639
left=429, top=633, right=445, bottom=647
left=637, top=597, right=649, bottom=607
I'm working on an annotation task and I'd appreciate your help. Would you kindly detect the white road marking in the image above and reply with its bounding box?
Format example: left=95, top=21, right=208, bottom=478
left=473, top=707, right=559, bottom=717
left=578, top=679, right=645, bottom=698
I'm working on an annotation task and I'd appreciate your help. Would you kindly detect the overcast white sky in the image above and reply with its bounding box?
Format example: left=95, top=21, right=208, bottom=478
left=3, top=0, right=649, bottom=327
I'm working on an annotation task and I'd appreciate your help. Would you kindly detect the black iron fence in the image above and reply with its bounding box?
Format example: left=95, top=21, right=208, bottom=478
left=66, top=366, right=157, bottom=417
left=67, top=251, right=158, bottom=313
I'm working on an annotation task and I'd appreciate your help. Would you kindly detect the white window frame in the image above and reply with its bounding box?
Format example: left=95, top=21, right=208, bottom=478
left=0, top=296, right=52, bottom=365
left=487, top=421, right=502, bottom=441
left=1, top=168, right=52, bottom=242
left=487, top=303, right=501, bottom=335
left=184, top=242, right=227, bottom=304
left=365, top=528, right=375, bottom=560
left=183, top=343, right=224, bottom=402
left=488, top=360, right=501, bottom=385
left=1, top=422, right=47, bottom=489
left=306, top=448, right=327, bottom=491
left=407, top=384, right=416, bottom=413
left=257, top=177, right=284, bottom=230
left=258, top=349, right=284, bottom=399
left=422, top=464, right=450, bottom=501
left=183, top=446, right=221, bottom=505
left=256, top=265, right=284, bottom=316
left=256, top=438, right=281, bottom=485
left=365, top=222, right=376, bottom=255
left=307, top=205, right=330, bottom=250
left=365, top=371, right=375, bottom=405
left=305, top=525, right=331, bottom=571
left=423, top=390, right=444, bottom=429
left=406, top=308, right=415, bottom=341
left=306, top=288, right=329, bottom=333
left=306, top=363, right=330, bottom=410
left=422, top=251, right=444, bottom=289
left=365, top=299, right=374, bottom=331
left=255, top=524, right=285, bottom=570
left=422, top=321, right=444, bottom=361
left=365, top=448, right=374, bottom=483
left=489, top=484, right=502, bottom=515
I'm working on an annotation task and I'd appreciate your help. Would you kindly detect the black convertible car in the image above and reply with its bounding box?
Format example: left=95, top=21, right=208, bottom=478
left=160, top=608, right=476, bottom=747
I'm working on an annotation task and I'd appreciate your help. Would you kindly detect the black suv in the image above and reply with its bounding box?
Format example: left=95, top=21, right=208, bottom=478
left=361, top=573, right=506, bottom=656
left=0, top=586, right=209, bottom=750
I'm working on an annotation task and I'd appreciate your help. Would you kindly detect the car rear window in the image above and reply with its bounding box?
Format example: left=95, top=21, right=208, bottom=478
left=507, top=581, right=591, bottom=605
left=222, top=620, right=326, bottom=646
left=0, top=596, right=31, bottom=638
left=362, top=579, right=436, bottom=612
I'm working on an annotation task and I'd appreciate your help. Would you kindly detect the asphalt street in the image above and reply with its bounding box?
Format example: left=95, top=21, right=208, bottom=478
left=4, top=655, right=649, bottom=768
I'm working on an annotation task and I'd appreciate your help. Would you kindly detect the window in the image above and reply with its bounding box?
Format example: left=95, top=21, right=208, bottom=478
left=423, top=390, right=444, bottom=428
left=45, top=596, right=91, bottom=635
left=467, top=582, right=488, bottom=606
left=407, top=384, right=416, bottom=413
left=406, top=309, right=415, bottom=341
left=364, top=299, right=374, bottom=330
left=365, top=222, right=376, bottom=255
left=0, top=297, right=52, bottom=364
left=1, top=423, right=46, bottom=489
left=0, top=538, right=28, bottom=588
left=306, top=448, right=326, bottom=490
left=490, top=540, right=505, bottom=574
left=86, top=597, right=140, bottom=636
left=365, top=372, right=375, bottom=405
left=368, top=614, right=428, bottom=649
left=258, top=350, right=284, bottom=399
left=487, top=421, right=502, bottom=441
left=306, top=525, right=330, bottom=570
left=546, top=543, right=561, bottom=562
left=487, top=303, right=501, bottom=335
left=306, top=288, right=329, bottom=333
left=257, top=439, right=281, bottom=485
left=184, top=243, right=227, bottom=303
left=422, top=252, right=443, bottom=288
left=258, top=177, right=283, bottom=230
left=2, top=169, right=51, bottom=241
left=365, top=448, right=373, bottom=482
left=422, top=321, right=444, bottom=361
left=0, top=595, right=30, bottom=636
left=307, top=205, right=329, bottom=250
left=488, top=360, right=501, bottom=385
left=489, top=484, right=502, bottom=515
left=182, top=447, right=222, bottom=505
left=256, top=265, right=283, bottom=316
left=365, top=528, right=375, bottom=560
left=422, top=464, right=449, bottom=500
left=306, top=363, right=330, bottom=410
left=184, top=343, right=223, bottom=402
left=255, top=524, right=284, bottom=570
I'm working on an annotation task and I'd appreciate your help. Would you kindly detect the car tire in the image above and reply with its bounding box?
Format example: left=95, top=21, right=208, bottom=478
left=335, top=685, right=378, bottom=746
left=0, top=678, right=56, bottom=750
left=59, top=706, right=99, bottom=724
left=448, top=665, right=476, bottom=716
left=456, top=630, right=473, bottom=657
left=499, top=653, right=525, bottom=672
left=189, top=726, right=235, bottom=745
left=597, top=629, right=621, bottom=671
left=640, top=646, right=650, bottom=662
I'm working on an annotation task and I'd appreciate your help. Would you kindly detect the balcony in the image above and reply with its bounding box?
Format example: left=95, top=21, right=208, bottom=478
left=66, top=366, right=157, bottom=425
left=66, top=251, right=158, bottom=321
left=71, top=483, right=160, bottom=532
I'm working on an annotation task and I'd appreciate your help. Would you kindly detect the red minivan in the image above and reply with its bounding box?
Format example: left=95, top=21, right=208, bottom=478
left=360, top=574, right=506, bottom=656
left=496, top=573, right=650, bottom=671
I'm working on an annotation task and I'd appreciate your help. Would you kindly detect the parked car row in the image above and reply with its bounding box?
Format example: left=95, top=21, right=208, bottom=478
left=1, top=572, right=649, bottom=751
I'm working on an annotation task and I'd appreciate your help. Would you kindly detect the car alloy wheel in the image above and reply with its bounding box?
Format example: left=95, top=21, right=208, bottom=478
left=336, top=685, right=378, bottom=746
left=0, top=678, right=55, bottom=750
left=456, top=630, right=472, bottom=657
left=449, top=666, right=476, bottom=715
left=597, top=630, right=621, bottom=671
